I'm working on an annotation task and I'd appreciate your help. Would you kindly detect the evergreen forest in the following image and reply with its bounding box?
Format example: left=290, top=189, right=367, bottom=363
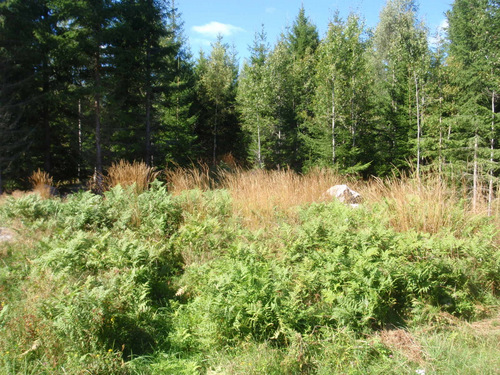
left=1, top=0, right=498, bottom=194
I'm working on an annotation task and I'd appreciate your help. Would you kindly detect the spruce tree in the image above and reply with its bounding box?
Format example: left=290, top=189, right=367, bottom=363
left=0, top=0, right=67, bottom=186
left=237, top=25, right=272, bottom=167
left=285, top=6, right=320, bottom=170
left=155, top=0, right=198, bottom=167
left=447, top=0, right=500, bottom=211
left=195, top=36, right=240, bottom=164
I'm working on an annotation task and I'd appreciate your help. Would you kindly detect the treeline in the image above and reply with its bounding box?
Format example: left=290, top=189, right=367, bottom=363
left=1, top=0, right=499, bottom=193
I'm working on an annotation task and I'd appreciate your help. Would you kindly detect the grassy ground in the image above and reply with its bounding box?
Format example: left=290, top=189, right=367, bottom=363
left=0, top=163, right=499, bottom=374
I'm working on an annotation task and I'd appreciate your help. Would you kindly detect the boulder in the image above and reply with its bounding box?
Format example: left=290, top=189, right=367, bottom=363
left=325, top=184, right=362, bottom=204
left=0, top=227, right=14, bottom=242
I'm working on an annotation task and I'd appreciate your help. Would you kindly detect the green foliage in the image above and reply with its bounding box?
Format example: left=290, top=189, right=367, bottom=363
left=169, top=198, right=499, bottom=362
left=0, top=185, right=499, bottom=374
left=1, top=193, right=60, bottom=223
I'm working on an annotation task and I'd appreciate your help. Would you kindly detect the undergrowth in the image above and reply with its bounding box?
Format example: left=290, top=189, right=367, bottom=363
left=0, top=175, right=498, bottom=374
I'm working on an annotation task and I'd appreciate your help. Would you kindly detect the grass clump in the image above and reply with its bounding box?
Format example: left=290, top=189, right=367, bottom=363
left=106, top=160, right=160, bottom=194
left=28, top=169, right=55, bottom=199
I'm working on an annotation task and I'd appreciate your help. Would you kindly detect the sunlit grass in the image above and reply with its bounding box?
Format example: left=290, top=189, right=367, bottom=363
left=105, top=160, right=159, bottom=194
left=29, top=169, right=54, bottom=199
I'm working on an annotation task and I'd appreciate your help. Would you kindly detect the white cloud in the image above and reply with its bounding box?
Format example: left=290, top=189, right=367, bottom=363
left=192, top=21, right=245, bottom=38
left=429, top=19, right=449, bottom=47
left=437, top=19, right=449, bottom=33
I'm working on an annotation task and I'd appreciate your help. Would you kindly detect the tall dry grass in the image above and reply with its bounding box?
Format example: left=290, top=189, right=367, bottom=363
left=105, top=160, right=159, bottom=194
left=166, top=165, right=360, bottom=227
left=29, top=169, right=54, bottom=199
left=364, top=173, right=500, bottom=235
left=221, top=168, right=354, bottom=226
left=166, top=165, right=499, bottom=235
left=165, top=163, right=214, bottom=192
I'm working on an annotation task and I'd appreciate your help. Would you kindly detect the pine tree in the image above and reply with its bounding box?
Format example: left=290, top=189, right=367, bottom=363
left=195, top=36, right=240, bottom=164
left=447, top=0, right=500, bottom=211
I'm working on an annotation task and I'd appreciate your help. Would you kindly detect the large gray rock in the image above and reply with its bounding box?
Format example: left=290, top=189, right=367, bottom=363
left=325, top=184, right=362, bottom=204
left=0, top=227, right=14, bottom=242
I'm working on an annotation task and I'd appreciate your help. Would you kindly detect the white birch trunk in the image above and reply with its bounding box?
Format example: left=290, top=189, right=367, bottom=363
left=257, top=114, right=262, bottom=168
left=415, top=72, right=421, bottom=178
left=473, top=128, right=479, bottom=212
left=488, top=91, right=495, bottom=216
left=331, top=79, right=336, bottom=166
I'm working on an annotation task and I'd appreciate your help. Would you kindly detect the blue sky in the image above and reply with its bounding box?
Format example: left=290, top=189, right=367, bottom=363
left=176, top=0, right=452, bottom=63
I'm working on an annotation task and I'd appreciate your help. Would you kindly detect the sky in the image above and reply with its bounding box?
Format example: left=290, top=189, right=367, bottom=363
left=176, top=0, right=452, bottom=64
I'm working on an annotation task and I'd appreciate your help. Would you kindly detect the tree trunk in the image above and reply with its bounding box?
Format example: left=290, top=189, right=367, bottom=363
left=94, top=50, right=103, bottom=188
left=42, top=57, right=51, bottom=174
left=78, top=99, right=82, bottom=181
left=213, top=103, right=218, bottom=165
left=331, top=79, right=336, bottom=166
left=473, top=128, right=479, bottom=212
left=257, top=113, right=262, bottom=168
left=351, top=76, right=356, bottom=149
left=415, top=72, right=421, bottom=178
left=145, top=45, right=152, bottom=166
left=488, top=91, right=495, bottom=216
left=439, top=95, right=443, bottom=178
left=42, top=5, right=51, bottom=174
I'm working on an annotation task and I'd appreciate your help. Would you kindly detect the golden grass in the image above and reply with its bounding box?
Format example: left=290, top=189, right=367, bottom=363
left=221, top=168, right=354, bottom=227
left=105, top=160, right=159, bottom=194
left=29, top=169, right=54, bottom=199
left=166, top=166, right=359, bottom=227
left=364, top=173, right=500, bottom=235
left=166, top=165, right=499, bottom=235
left=165, top=163, right=213, bottom=193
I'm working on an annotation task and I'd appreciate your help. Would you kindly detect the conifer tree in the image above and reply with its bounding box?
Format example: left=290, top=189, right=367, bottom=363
left=195, top=36, right=240, bottom=164
left=0, top=0, right=70, bottom=185
left=285, top=6, right=320, bottom=170
left=237, top=25, right=272, bottom=167
left=109, top=0, right=175, bottom=166
left=373, top=0, right=429, bottom=175
left=155, top=0, right=198, bottom=167
left=447, top=0, right=500, bottom=211
left=309, top=13, right=374, bottom=173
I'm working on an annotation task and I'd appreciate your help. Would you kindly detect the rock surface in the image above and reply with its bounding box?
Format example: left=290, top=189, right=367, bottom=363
left=325, top=184, right=362, bottom=204
left=0, top=227, right=14, bottom=242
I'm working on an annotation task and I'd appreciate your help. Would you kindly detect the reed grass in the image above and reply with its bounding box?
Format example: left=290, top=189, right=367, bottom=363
left=165, top=163, right=213, bottom=192
left=105, top=160, right=159, bottom=194
left=28, top=169, right=54, bottom=199
left=166, top=165, right=499, bottom=235
left=221, top=167, right=353, bottom=227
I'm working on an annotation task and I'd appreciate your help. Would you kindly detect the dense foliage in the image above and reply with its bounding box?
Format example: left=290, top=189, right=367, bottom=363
left=0, top=183, right=498, bottom=373
left=1, top=0, right=498, bottom=201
